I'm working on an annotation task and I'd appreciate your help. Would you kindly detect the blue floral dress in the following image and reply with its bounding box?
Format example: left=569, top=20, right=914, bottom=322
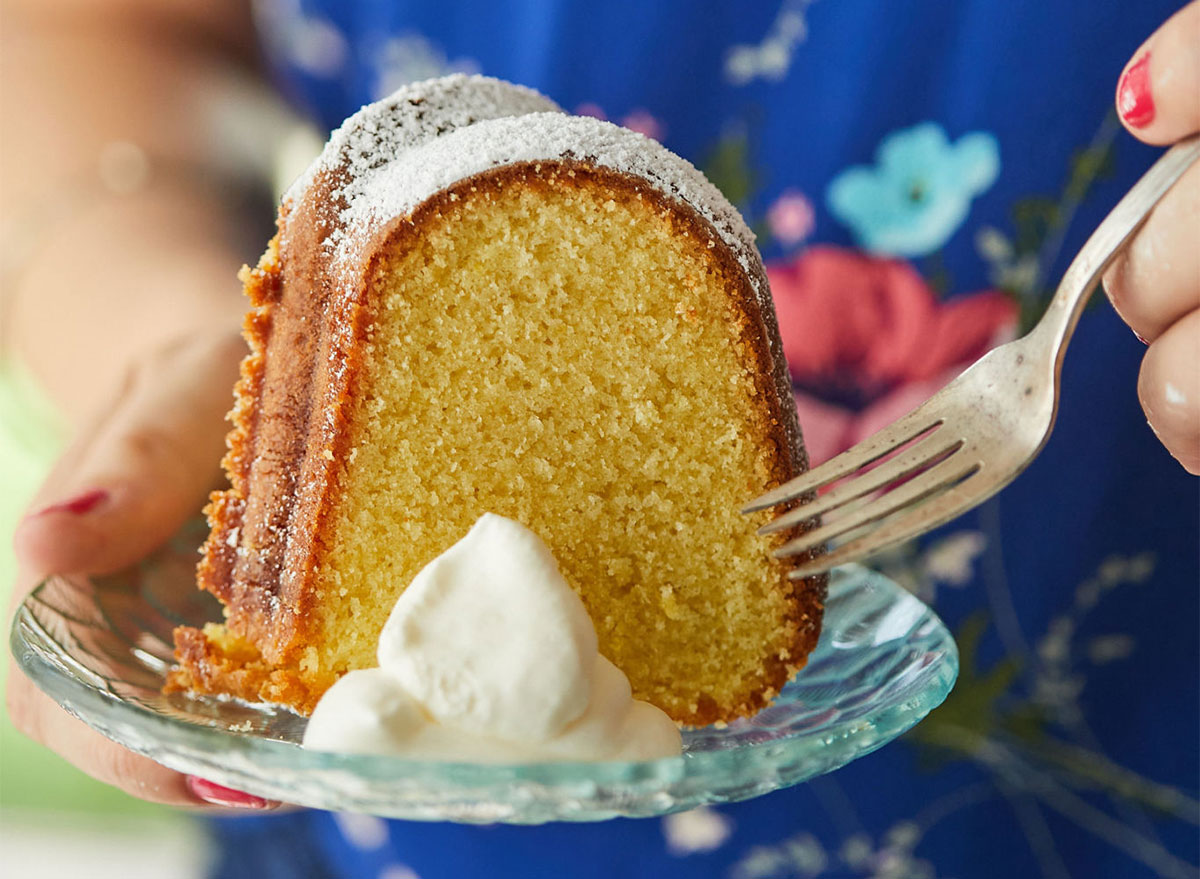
left=210, top=1, right=1199, bottom=876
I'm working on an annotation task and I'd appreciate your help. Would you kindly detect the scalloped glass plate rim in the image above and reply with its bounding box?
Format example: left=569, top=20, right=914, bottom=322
left=13, top=563, right=958, bottom=816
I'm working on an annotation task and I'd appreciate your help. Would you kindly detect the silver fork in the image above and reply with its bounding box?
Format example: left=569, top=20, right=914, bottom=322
left=745, top=134, right=1200, bottom=579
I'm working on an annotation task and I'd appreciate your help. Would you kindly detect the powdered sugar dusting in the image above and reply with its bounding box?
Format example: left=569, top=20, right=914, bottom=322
left=287, top=75, right=764, bottom=305
left=282, top=74, right=783, bottom=382
left=340, top=113, right=763, bottom=281
left=285, top=74, right=561, bottom=206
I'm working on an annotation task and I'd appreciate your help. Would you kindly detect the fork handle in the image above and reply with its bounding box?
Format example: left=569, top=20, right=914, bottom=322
left=1033, top=133, right=1200, bottom=363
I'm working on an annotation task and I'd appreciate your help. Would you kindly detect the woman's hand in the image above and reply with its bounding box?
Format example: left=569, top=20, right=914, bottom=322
left=1104, top=0, right=1200, bottom=473
left=5, top=331, right=275, bottom=809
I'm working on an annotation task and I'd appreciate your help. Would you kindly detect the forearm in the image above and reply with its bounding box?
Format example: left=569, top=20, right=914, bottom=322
left=1, top=1, right=273, bottom=425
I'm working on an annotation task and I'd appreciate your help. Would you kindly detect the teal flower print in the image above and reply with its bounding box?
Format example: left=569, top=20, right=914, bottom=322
left=827, top=123, right=1000, bottom=258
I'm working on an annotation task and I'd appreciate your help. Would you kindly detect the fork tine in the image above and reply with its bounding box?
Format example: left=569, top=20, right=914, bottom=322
left=772, top=454, right=979, bottom=560
left=784, top=471, right=994, bottom=578
left=757, top=435, right=964, bottom=535
left=742, top=410, right=943, bottom=513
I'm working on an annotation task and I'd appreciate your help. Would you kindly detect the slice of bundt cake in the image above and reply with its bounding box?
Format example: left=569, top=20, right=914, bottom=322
left=167, top=74, right=824, bottom=727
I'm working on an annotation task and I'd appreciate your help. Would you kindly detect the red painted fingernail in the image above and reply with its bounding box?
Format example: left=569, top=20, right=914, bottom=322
left=1117, top=52, right=1155, bottom=128
left=32, top=489, right=109, bottom=518
left=186, top=776, right=277, bottom=810
left=1133, top=330, right=1149, bottom=346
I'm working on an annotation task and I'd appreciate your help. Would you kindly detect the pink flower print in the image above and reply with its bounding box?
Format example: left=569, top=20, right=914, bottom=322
left=574, top=102, right=607, bottom=120
left=767, top=189, right=816, bottom=247
left=572, top=105, right=664, bottom=141
left=768, top=245, right=1017, bottom=465
left=620, top=109, right=665, bottom=141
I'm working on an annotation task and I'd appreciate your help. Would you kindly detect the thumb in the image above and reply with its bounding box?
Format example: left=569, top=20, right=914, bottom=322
left=14, top=331, right=243, bottom=577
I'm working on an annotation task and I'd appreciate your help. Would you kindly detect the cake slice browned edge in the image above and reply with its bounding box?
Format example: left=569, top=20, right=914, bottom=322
left=167, top=232, right=327, bottom=713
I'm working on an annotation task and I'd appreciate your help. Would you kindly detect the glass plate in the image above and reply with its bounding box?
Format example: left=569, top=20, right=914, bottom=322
left=11, top=525, right=957, bottom=824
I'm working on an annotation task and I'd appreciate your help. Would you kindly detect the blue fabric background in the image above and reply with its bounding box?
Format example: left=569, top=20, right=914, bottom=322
left=214, top=2, right=1199, bottom=876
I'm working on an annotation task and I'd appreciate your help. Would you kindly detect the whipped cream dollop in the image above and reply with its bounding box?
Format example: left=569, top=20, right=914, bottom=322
left=302, top=514, right=682, bottom=762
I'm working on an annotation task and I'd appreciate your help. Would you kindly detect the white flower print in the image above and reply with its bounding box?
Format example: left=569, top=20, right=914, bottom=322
left=920, top=532, right=987, bottom=586
left=378, top=866, right=421, bottom=879
left=731, top=831, right=827, bottom=878
left=333, top=812, right=389, bottom=850
left=724, top=0, right=820, bottom=86
left=662, top=805, right=735, bottom=855
left=254, top=0, right=347, bottom=78
left=372, top=33, right=479, bottom=100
